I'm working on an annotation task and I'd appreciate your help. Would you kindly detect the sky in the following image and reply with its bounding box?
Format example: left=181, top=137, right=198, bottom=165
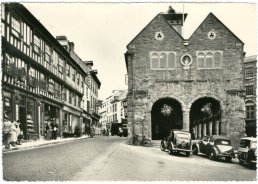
left=17, top=1, right=257, bottom=100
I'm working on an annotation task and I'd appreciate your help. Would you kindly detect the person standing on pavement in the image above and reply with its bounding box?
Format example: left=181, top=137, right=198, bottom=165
left=7, top=120, right=18, bottom=149
left=15, top=120, right=23, bottom=145
left=3, top=117, right=12, bottom=149
left=51, top=121, right=58, bottom=140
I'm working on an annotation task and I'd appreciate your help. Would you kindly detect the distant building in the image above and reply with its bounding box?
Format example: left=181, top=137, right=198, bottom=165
left=99, top=90, right=128, bottom=135
left=56, top=36, right=101, bottom=135
left=124, top=7, right=246, bottom=146
left=243, top=55, right=257, bottom=137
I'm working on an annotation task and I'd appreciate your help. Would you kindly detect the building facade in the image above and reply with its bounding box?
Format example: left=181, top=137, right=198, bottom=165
left=99, top=90, right=128, bottom=134
left=1, top=3, right=101, bottom=140
left=124, top=7, right=246, bottom=146
left=243, top=55, right=257, bottom=137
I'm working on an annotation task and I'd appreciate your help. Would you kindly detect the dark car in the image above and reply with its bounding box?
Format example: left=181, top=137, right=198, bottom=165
left=192, top=135, right=235, bottom=161
left=238, top=137, right=257, bottom=168
left=161, top=129, right=192, bottom=157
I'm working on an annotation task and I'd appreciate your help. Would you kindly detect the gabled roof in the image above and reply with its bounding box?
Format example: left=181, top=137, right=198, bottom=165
left=127, top=13, right=184, bottom=48
left=189, top=12, right=243, bottom=44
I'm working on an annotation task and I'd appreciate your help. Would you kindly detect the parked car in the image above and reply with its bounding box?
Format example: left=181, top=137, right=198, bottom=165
left=161, top=129, right=192, bottom=157
left=238, top=137, right=257, bottom=168
left=192, top=135, right=235, bottom=161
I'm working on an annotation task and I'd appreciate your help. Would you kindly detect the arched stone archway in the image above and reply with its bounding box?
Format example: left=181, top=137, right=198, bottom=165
left=151, top=97, right=183, bottom=140
left=190, top=97, right=221, bottom=139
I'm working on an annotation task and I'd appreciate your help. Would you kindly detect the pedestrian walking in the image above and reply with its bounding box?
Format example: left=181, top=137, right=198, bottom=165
left=51, top=121, right=58, bottom=140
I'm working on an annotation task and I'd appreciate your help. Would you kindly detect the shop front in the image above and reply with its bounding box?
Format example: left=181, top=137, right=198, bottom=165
left=62, top=105, right=82, bottom=137
left=4, top=89, right=39, bottom=141
left=40, top=102, right=61, bottom=140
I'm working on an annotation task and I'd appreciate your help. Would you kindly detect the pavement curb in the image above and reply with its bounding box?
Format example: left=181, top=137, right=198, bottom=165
left=2, top=136, right=93, bottom=153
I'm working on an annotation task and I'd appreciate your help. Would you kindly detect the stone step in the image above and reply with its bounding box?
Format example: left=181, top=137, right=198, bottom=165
left=152, top=140, right=161, bottom=148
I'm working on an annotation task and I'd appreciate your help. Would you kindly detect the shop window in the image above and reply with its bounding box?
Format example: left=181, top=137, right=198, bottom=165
left=11, top=16, right=21, bottom=38
left=246, top=85, right=254, bottom=96
left=27, top=99, right=36, bottom=133
left=245, top=68, right=254, bottom=79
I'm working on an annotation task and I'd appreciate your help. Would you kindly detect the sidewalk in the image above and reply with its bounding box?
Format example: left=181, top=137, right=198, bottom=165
left=2, top=135, right=91, bottom=153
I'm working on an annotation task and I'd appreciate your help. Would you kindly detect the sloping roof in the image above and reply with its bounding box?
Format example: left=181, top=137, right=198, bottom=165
left=189, top=12, right=243, bottom=44
left=127, top=13, right=184, bottom=48
left=244, top=55, right=257, bottom=63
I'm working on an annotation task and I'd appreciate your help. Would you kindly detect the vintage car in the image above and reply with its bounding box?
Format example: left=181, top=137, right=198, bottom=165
left=192, top=135, right=235, bottom=161
left=238, top=137, right=257, bottom=168
left=161, top=129, right=192, bottom=157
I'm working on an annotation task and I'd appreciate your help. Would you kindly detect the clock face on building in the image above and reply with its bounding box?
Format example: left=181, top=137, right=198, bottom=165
left=155, top=31, right=164, bottom=41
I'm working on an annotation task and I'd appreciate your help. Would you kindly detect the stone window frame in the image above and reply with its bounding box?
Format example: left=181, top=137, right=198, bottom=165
left=196, top=51, right=223, bottom=69
left=245, top=85, right=254, bottom=96
left=244, top=67, right=254, bottom=79
left=150, top=51, right=177, bottom=70
left=245, top=100, right=255, bottom=120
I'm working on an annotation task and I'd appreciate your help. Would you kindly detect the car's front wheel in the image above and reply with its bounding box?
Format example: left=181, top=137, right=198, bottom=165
left=185, top=152, right=190, bottom=157
left=208, top=150, right=216, bottom=160
left=168, top=144, right=173, bottom=155
left=225, top=157, right=232, bottom=162
left=160, top=141, right=165, bottom=151
left=192, top=145, right=198, bottom=155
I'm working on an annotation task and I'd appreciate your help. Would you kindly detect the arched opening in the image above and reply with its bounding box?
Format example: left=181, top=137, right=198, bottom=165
left=151, top=98, right=183, bottom=140
left=190, top=97, right=221, bottom=139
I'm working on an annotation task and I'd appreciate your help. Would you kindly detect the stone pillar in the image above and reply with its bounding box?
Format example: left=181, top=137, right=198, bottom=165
left=193, top=125, right=197, bottom=139
left=203, top=123, right=206, bottom=136
left=183, top=110, right=190, bottom=131
left=208, top=121, right=212, bottom=135
left=198, top=123, right=202, bottom=139
left=215, top=120, right=219, bottom=135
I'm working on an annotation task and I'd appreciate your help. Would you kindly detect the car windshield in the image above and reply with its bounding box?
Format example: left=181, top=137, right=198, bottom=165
left=214, top=139, right=231, bottom=145
left=239, top=140, right=250, bottom=148
left=176, top=133, right=190, bottom=139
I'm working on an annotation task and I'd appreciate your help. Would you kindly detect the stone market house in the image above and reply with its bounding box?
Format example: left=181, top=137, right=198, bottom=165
left=124, top=7, right=246, bottom=146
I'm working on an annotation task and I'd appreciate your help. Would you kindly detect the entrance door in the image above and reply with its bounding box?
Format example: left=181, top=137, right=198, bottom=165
left=19, top=107, right=27, bottom=140
left=151, top=98, right=183, bottom=140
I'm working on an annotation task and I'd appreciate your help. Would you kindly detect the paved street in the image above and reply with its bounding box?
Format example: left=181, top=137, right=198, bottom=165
left=2, top=136, right=256, bottom=181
